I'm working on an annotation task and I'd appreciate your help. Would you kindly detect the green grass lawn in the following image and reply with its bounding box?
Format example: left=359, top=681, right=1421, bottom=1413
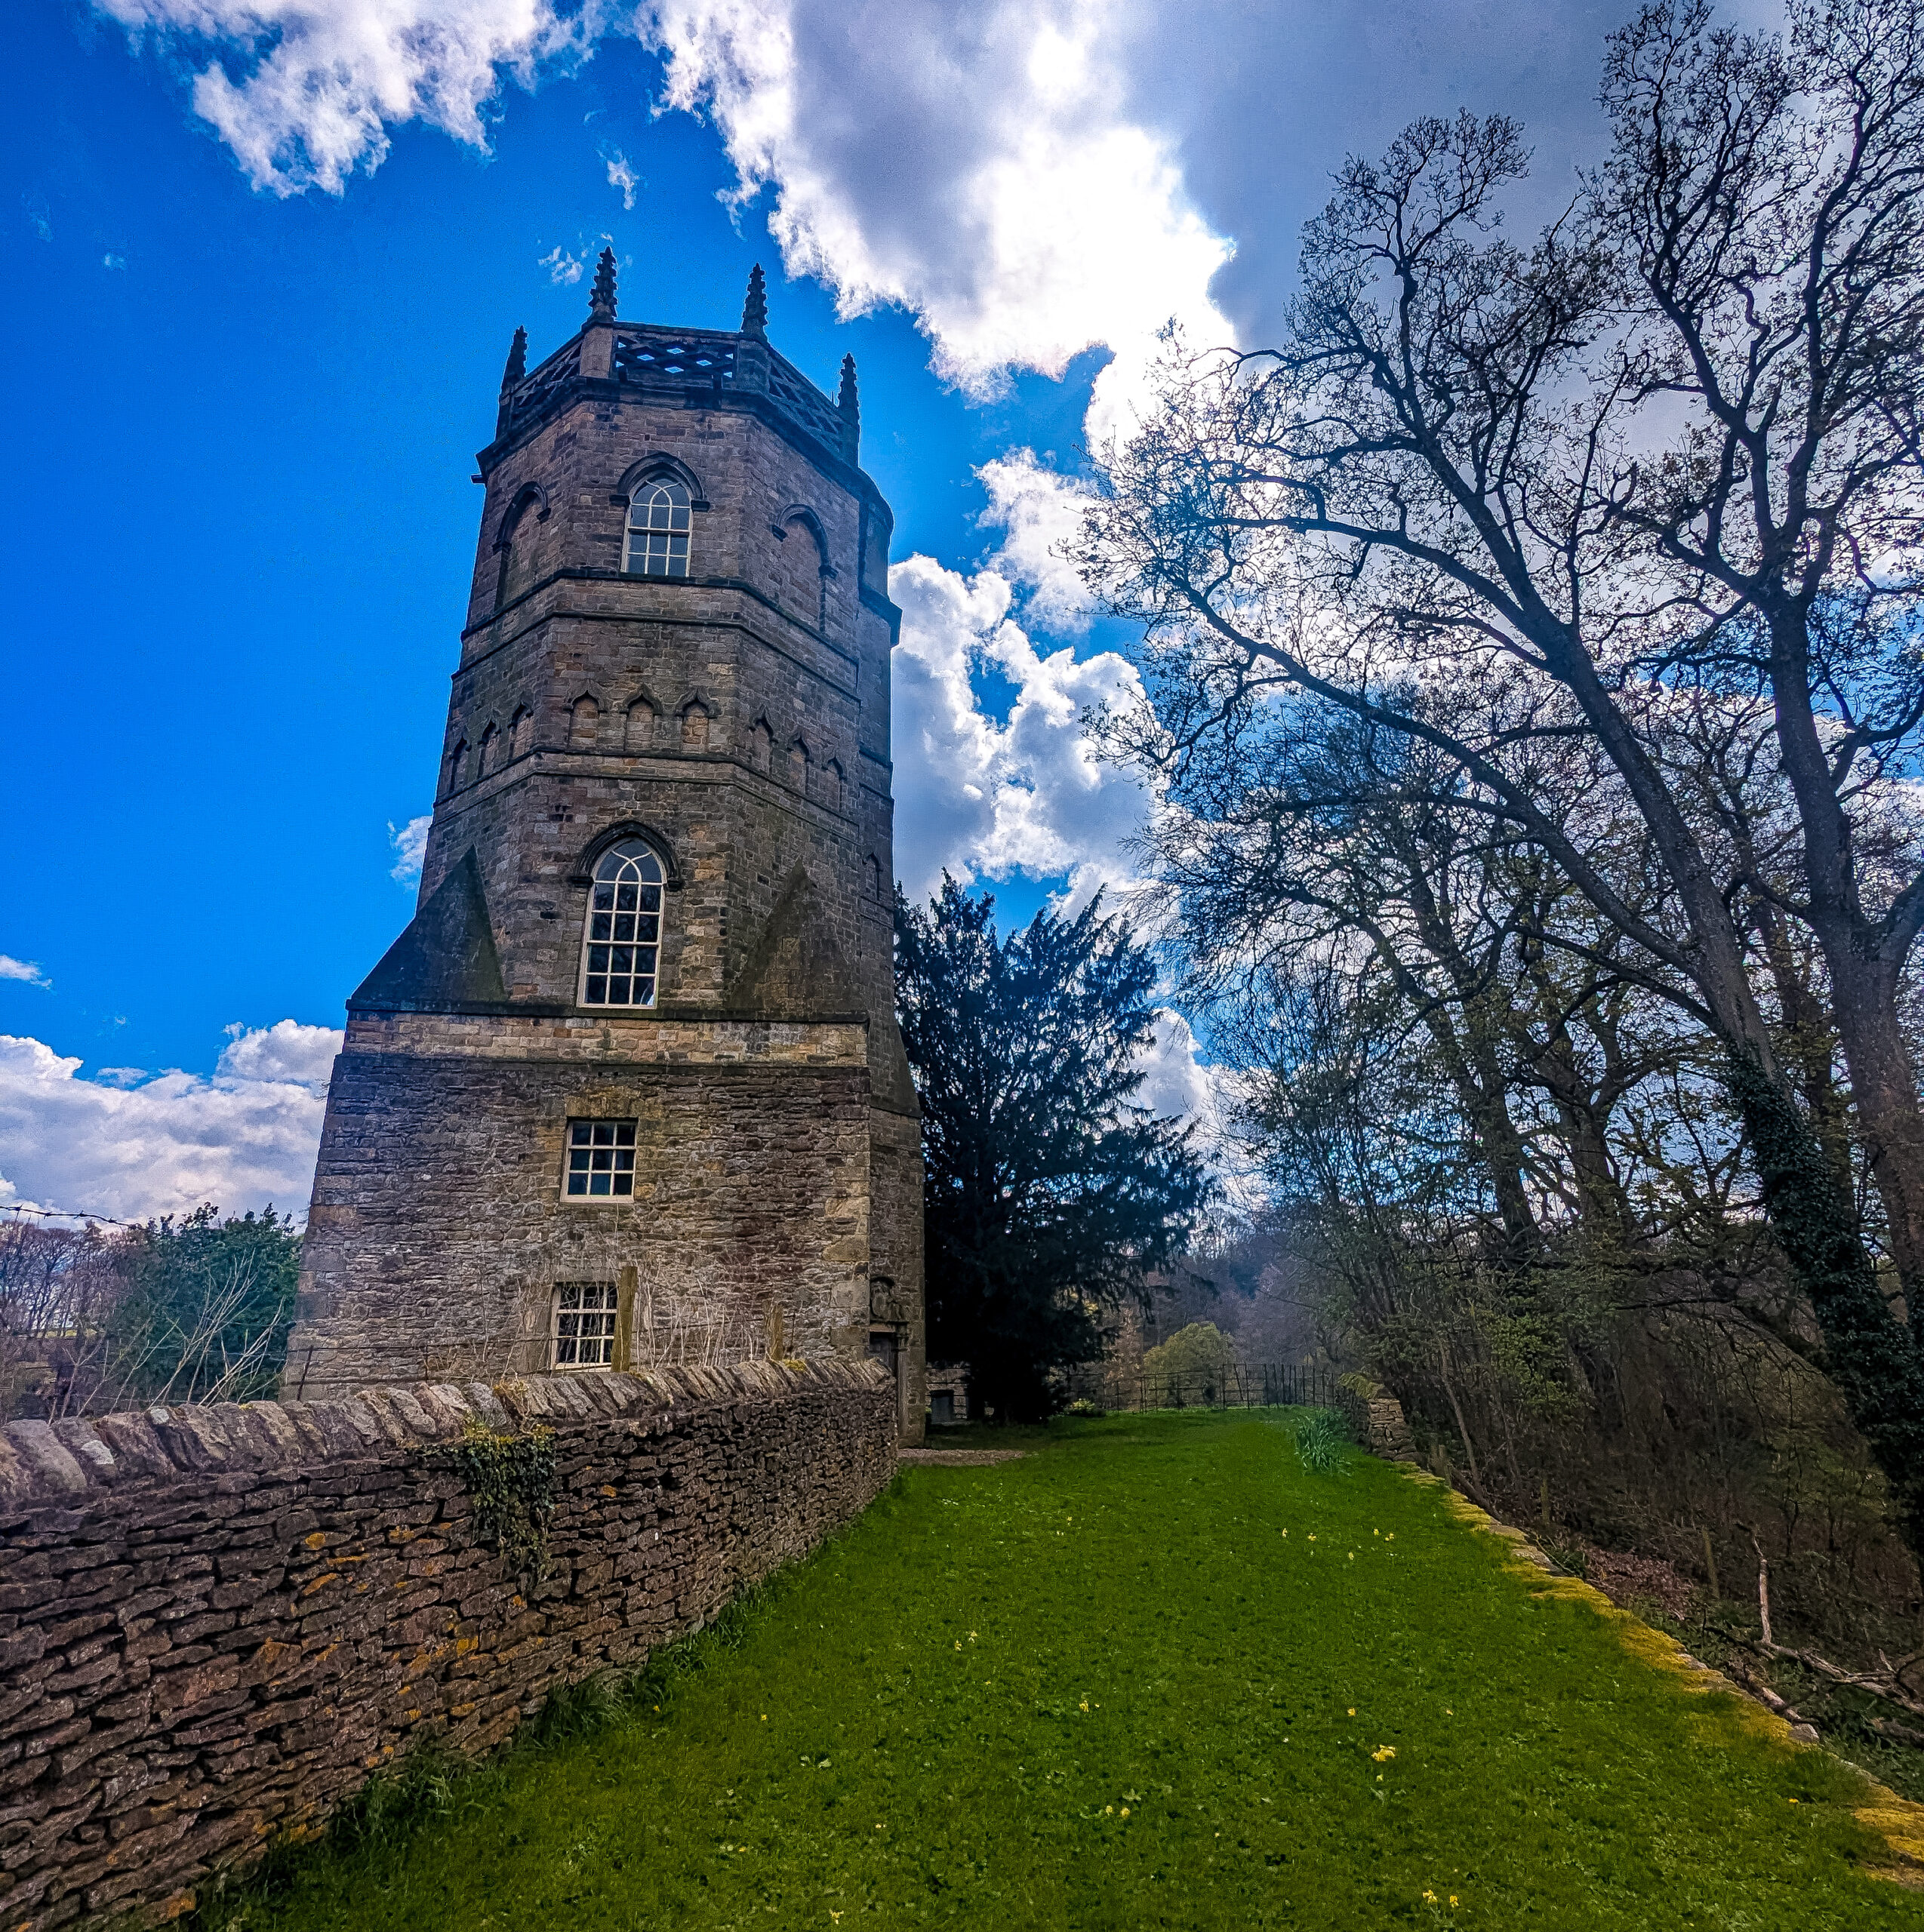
left=214, top=1410, right=1924, bottom=1930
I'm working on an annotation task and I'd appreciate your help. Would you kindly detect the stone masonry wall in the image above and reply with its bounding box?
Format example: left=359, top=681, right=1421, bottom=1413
left=0, top=1359, right=895, bottom=1930
left=297, top=1045, right=874, bottom=1395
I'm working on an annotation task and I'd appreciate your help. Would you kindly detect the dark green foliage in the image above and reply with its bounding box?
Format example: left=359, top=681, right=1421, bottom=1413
left=895, top=876, right=1215, bottom=1420
left=111, top=1204, right=301, bottom=1405
left=451, top=1422, right=557, bottom=1579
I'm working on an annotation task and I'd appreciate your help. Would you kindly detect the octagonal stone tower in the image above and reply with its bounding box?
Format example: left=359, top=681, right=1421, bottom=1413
left=288, top=257, right=924, bottom=1441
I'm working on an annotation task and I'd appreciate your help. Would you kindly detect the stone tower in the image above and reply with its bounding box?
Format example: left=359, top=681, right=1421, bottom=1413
left=288, top=257, right=924, bottom=1441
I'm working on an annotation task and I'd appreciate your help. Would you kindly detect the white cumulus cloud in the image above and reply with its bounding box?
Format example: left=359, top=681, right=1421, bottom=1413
left=94, top=2, right=1234, bottom=417
left=976, top=448, right=1100, bottom=631
left=0, top=1023, right=341, bottom=1223
left=890, top=552, right=1148, bottom=906
left=94, top=0, right=597, bottom=195
left=214, top=1019, right=343, bottom=1091
left=645, top=0, right=1233, bottom=411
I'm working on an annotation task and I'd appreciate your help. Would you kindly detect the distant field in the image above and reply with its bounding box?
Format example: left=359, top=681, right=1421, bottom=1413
left=211, top=1411, right=1924, bottom=1930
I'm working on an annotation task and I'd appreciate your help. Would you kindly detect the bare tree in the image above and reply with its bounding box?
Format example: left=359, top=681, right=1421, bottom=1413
left=1080, top=0, right=1924, bottom=1526
left=1597, top=0, right=1924, bottom=1287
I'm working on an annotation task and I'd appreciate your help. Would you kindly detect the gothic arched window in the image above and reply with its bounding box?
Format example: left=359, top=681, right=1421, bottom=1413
left=578, top=839, right=665, bottom=1008
left=623, top=480, right=691, bottom=577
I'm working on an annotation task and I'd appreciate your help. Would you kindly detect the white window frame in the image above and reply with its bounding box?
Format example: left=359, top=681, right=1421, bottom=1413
left=553, top=1281, right=619, bottom=1367
left=578, top=841, right=665, bottom=1009
left=623, top=479, right=691, bottom=577
left=562, top=1118, right=637, bottom=1200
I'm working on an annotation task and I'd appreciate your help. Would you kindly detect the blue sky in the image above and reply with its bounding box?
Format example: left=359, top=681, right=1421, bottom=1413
left=0, top=0, right=1635, bottom=1219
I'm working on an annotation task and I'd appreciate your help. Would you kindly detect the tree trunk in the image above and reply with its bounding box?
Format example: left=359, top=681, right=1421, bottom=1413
left=1765, top=607, right=1924, bottom=1305
left=1723, top=1049, right=1924, bottom=1531
left=1541, top=628, right=1924, bottom=1533
left=1822, top=957, right=1924, bottom=1309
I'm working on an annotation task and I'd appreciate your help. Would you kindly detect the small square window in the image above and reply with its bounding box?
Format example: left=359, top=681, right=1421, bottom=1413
left=564, top=1118, right=636, bottom=1198
left=554, top=1282, right=618, bottom=1368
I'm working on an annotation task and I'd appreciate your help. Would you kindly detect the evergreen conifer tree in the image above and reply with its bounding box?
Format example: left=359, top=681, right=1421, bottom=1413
left=896, top=877, right=1214, bottom=1420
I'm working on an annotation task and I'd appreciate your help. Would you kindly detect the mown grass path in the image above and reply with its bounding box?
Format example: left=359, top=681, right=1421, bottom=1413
left=230, top=1411, right=1924, bottom=1930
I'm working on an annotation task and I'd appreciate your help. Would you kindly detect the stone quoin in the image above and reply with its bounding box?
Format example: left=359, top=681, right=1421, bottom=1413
left=288, top=260, right=926, bottom=1439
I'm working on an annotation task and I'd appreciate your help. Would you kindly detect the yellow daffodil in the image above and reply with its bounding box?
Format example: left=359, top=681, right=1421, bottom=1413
left=1423, top=1890, right=1437, bottom=1905
left=1121, top=1806, right=1131, bottom=1817
left=1347, top=1706, right=1356, bottom=1716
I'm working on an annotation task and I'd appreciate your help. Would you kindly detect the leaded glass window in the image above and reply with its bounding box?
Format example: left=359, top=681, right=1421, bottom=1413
left=579, top=840, right=663, bottom=1008
left=623, top=480, right=691, bottom=577
left=563, top=1119, right=636, bottom=1198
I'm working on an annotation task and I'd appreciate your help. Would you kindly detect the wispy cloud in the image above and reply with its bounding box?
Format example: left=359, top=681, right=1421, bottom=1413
left=601, top=142, right=641, bottom=210
left=539, top=244, right=583, bottom=285
left=0, top=957, right=50, bottom=989
left=388, top=814, right=432, bottom=883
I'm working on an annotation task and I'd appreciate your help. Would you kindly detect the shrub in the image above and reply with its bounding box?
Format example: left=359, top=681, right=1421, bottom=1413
left=1141, top=1321, right=1239, bottom=1407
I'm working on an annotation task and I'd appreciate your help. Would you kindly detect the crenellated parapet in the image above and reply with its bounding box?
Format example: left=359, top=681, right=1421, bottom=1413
left=492, top=260, right=859, bottom=469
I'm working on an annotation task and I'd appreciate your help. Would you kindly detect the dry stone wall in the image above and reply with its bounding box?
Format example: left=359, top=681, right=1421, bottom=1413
left=0, top=1358, right=895, bottom=1930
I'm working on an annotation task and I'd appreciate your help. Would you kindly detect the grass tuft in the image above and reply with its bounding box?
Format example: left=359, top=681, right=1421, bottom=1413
left=1293, top=1404, right=1350, bottom=1475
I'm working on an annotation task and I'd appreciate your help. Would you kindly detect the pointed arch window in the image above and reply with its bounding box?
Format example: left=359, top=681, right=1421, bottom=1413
left=578, top=839, right=665, bottom=1008
left=624, top=480, right=691, bottom=577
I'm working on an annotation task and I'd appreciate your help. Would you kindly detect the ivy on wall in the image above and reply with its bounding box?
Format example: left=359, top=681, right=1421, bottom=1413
left=450, top=1420, right=558, bottom=1579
